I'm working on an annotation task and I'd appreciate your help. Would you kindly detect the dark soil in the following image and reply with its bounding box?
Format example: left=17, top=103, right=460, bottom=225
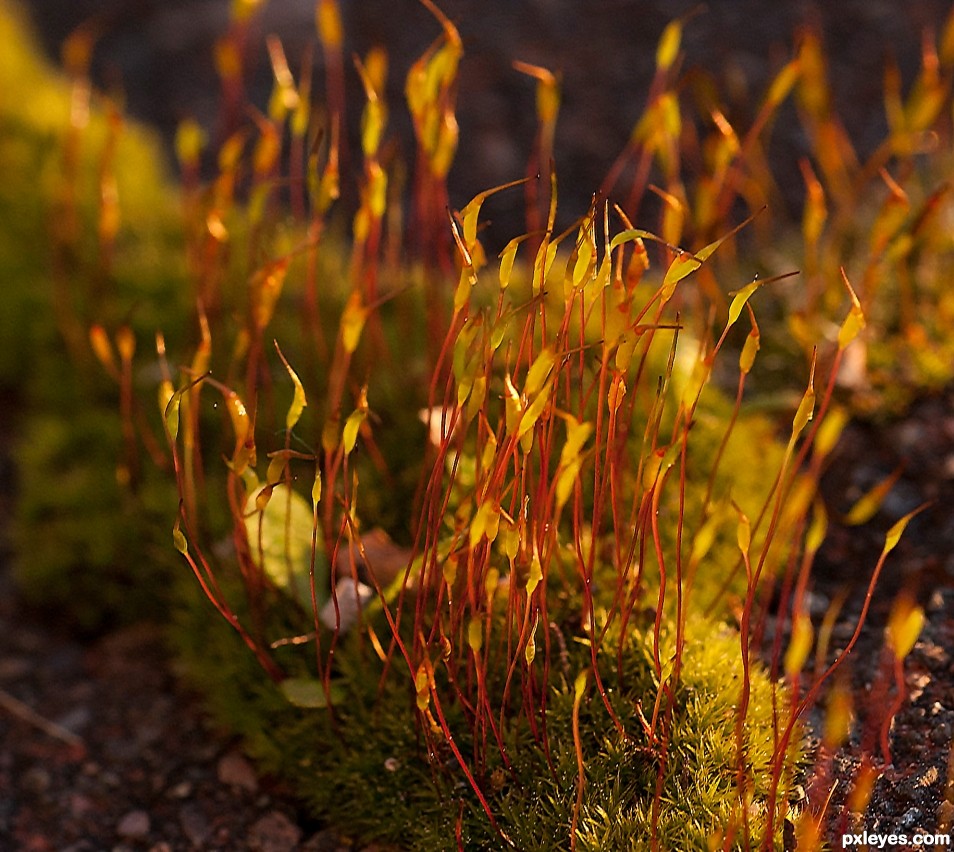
left=0, top=611, right=359, bottom=852
left=0, top=405, right=371, bottom=850
left=803, top=389, right=954, bottom=848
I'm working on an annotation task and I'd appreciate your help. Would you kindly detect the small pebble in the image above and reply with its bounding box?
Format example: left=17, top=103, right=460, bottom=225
left=69, top=792, right=94, bottom=818
left=943, top=453, right=954, bottom=479
left=55, top=705, right=92, bottom=734
left=300, top=827, right=351, bottom=852
left=179, top=803, right=211, bottom=847
left=116, top=809, right=151, bottom=839
left=195, top=742, right=220, bottom=762
left=167, top=780, right=193, bottom=799
left=100, top=770, right=121, bottom=787
left=248, top=810, right=303, bottom=852
left=900, top=807, right=922, bottom=829
left=20, top=766, right=51, bottom=796
left=803, top=590, right=830, bottom=617
left=932, top=722, right=952, bottom=744
left=136, top=723, right=164, bottom=748
left=217, top=749, right=259, bottom=793
left=916, top=765, right=940, bottom=788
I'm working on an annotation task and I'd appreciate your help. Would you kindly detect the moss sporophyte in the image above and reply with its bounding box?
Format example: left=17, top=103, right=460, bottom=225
left=5, top=0, right=949, bottom=846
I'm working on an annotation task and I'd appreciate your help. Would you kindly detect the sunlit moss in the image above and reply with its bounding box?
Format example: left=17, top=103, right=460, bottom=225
left=1, top=0, right=187, bottom=627
left=6, top=0, right=951, bottom=847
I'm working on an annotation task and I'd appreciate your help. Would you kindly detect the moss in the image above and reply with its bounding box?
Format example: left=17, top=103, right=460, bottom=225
left=173, top=577, right=795, bottom=849
left=14, top=0, right=937, bottom=845
left=12, top=408, right=180, bottom=631
left=0, top=0, right=186, bottom=388
left=1, top=0, right=189, bottom=628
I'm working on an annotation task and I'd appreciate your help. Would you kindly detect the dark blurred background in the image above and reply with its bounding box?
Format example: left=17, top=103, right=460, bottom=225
left=22, top=0, right=950, bottom=244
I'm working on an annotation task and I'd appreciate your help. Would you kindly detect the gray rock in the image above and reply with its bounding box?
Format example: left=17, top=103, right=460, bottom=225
left=217, top=749, right=259, bottom=793
left=900, top=806, right=922, bottom=829
left=248, top=810, right=303, bottom=852
left=301, top=827, right=353, bottom=852
left=166, top=779, right=193, bottom=799
left=20, top=766, right=51, bottom=796
left=178, top=802, right=212, bottom=847
left=55, top=704, right=92, bottom=734
left=116, top=809, right=151, bottom=839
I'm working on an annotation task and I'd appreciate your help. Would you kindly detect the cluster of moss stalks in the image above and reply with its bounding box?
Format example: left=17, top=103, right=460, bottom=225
left=0, top=0, right=193, bottom=630
left=5, top=0, right=953, bottom=847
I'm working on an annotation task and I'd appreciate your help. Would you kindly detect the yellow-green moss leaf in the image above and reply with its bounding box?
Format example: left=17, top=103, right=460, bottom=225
left=838, top=272, right=867, bottom=351
left=89, top=325, right=118, bottom=376
left=340, top=292, right=367, bottom=354
left=765, top=58, right=801, bottom=108
left=805, top=499, right=828, bottom=554
left=484, top=567, right=499, bottom=606
left=526, top=551, right=543, bottom=596
left=555, top=459, right=582, bottom=511
left=266, top=453, right=287, bottom=486
left=163, top=387, right=184, bottom=442
left=525, top=611, right=539, bottom=666
left=414, top=662, right=430, bottom=711
left=312, top=469, right=322, bottom=507
left=739, top=326, right=760, bottom=374
left=470, top=499, right=500, bottom=547
left=573, top=668, right=588, bottom=700
left=688, top=510, right=722, bottom=571
left=467, top=616, right=483, bottom=653
left=172, top=519, right=188, bottom=555
left=503, top=373, right=523, bottom=436
left=814, top=406, right=848, bottom=459
left=791, top=384, right=815, bottom=440
left=655, top=20, right=682, bottom=72
left=175, top=118, right=206, bottom=168
left=736, top=508, right=751, bottom=557
left=316, top=0, right=343, bottom=49
left=245, top=484, right=325, bottom=607
left=343, top=408, right=367, bottom=455
left=784, top=613, right=813, bottom=677
left=525, top=347, right=556, bottom=398
left=280, top=677, right=344, bottom=709
left=883, top=504, right=926, bottom=556
left=824, top=680, right=853, bottom=748
left=887, top=599, right=924, bottom=661
left=517, top=379, right=553, bottom=441
left=498, top=234, right=529, bottom=290
left=727, top=279, right=765, bottom=329
left=844, top=467, right=902, bottom=526
left=661, top=250, right=700, bottom=298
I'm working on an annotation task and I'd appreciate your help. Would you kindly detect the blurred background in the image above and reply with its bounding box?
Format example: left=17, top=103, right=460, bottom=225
left=23, top=0, right=949, bottom=242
